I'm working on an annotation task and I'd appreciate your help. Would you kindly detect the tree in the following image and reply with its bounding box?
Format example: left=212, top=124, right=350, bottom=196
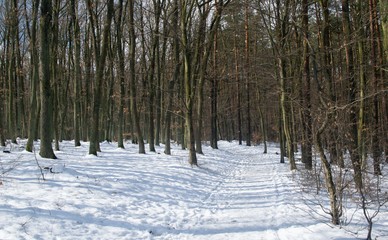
left=39, top=0, right=56, bottom=159
left=114, top=0, right=126, bottom=149
left=244, top=0, right=251, bottom=147
left=128, top=0, right=145, bottom=154
left=276, top=0, right=296, bottom=170
left=380, top=0, right=388, bottom=163
left=180, top=0, right=198, bottom=165
left=87, top=0, right=114, bottom=156
left=164, top=0, right=180, bottom=155
left=6, top=0, right=19, bottom=144
left=71, top=0, right=82, bottom=147
left=301, top=0, right=312, bottom=170
left=25, top=0, right=40, bottom=152
left=342, top=0, right=363, bottom=188
left=369, top=0, right=383, bottom=176
left=196, top=0, right=228, bottom=152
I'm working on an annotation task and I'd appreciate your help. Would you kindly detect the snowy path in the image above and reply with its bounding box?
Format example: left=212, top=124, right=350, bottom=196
left=157, top=144, right=298, bottom=240
left=0, top=141, right=370, bottom=239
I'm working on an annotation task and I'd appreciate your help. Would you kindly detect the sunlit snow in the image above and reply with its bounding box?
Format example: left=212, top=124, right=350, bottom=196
left=0, top=140, right=387, bottom=239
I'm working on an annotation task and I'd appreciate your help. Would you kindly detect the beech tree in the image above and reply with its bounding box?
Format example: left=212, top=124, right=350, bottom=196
left=25, top=0, right=40, bottom=152
left=87, top=0, right=114, bottom=156
left=39, top=0, right=56, bottom=159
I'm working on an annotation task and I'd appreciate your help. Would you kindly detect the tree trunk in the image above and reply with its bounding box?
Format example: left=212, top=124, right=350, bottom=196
left=342, top=0, right=364, bottom=186
left=129, top=0, right=145, bottom=154
left=88, top=0, right=114, bottom=156
left=82, top=27, right=92, bottom=142
left=164, top=0, right=180, bottom=155
left=211, top=32, right=218, bottom=149
left=26, top=0, right=40, bottom=152
left=316, top=111, right=341, bottom=225
left=181, top=0, right=197, bottom=165
left=115, top=0, right=125, bottom=149
left=244, top=1, right=251, bottom=147
left=52, top=0, right=60, bottom=152
left=71, top=0, right=81, bottom=147
left=256, top=77, right=267, bottom=153
left=355, top=0, right=367, bottom=168
left=279, top=56, right=296, bottom=170
left=234, top=30, right=242, bottom=145
left=381, top=0, right=388, bottom=163
left=369, top=0, right=382, bottom=175
left=302, top=0, right=312, bottom=170
left=320, top=0, right=343, bottom=168
left=146, top=0, right=162, bottom=153
left=39, top=0, right=56, bottom=159
left=7, top=0, right=18, bottom=144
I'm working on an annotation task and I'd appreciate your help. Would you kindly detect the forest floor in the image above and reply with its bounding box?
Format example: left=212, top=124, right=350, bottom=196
left=0, top=140, right=387, bottom=239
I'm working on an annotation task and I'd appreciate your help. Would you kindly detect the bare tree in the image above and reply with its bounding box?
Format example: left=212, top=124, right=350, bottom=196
left=25, top=0, right=40, bottom=152
left=87, top=0, right=114, bottom=155
left=128, top=0, right=145, bottom=154
left=39, top=0, right=56, bottom=159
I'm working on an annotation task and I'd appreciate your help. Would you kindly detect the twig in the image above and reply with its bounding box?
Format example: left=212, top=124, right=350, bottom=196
left=33, top=147, right=45, bottom=181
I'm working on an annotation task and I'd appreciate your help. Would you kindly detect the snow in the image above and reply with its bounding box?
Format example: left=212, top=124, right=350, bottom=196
left=0, top=140, right=387, bottom=240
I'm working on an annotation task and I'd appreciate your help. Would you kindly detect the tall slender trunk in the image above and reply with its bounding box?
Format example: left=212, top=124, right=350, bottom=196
left=194, top=3, right=208, bottom=155
left=82, top=28, right=91, bottom=142
left=71, top=0, right=81, bottom=147
left=320, top=0, right=343, bottom=167
left=52, top=0, right=60, bottom=151
left=245, top=1, right=251, bottom=146
left=279, top=56, right=296, bottom=170
left=276, top=0, right=295, bottom=170
left=233, top=26, right=242, bottom=145
left=380, top=0, right=388, bottom=163
left=342, top=0, right=364, bottom=186
left=26, top=0, right=40, bottom=152
left=146, top=0, right=162, bottom=152
left=129, top=0, right=145, bottom=154
left=115, top=0, right=125, bottom=149
left=88, top=0, right=114, bottom=156
left=39, top=0, right=56, bottom=159
left=210, top=31, right=218, bottom=149
left=302, top=0, right=312, bottom=170
left=7, top=0, right=18, bottom=144
left=181, top=0, right=197, bottom=165
left=369, top=0, right=382, bottom=175
left=164, top=0, right=180, bottom=155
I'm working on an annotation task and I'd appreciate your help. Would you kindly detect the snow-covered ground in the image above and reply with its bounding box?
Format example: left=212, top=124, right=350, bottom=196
left=0, top=140, right=387, bottom=239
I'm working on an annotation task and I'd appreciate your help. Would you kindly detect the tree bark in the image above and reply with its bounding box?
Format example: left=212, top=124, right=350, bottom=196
left=319, top=0, right=341, bottom=167
left=211, top=30, right=218, bottom=149
left=115, top=0, right=125, bottom=149
left=369, top=0, right=382, bottom=175
left=164, top=0, right=180, bottom=155
left=244, top=1, right=251, bottom=147
left=39, top=0, right=57, bottom=159
left=381, top=0, right=388, bottom=163
left=277, top=0, right=295, bottom=170
left=71, top=0, right=81, bottom=147
left=301, top=0, right=312, bottom=170
left=342, top=0, right=364, bottom=186
left=316, top=110, right=341, bottom=225
left=26, top=0, right=40, bottom=152
left=129, top=0, right=145, bottom=154
left=181, top=0, right=197, bottom=165
left=88, top=0, right=114, bottom=156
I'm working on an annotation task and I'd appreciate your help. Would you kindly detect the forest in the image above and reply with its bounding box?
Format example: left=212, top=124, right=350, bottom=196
left=0, top=0, right=387, bottom=205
